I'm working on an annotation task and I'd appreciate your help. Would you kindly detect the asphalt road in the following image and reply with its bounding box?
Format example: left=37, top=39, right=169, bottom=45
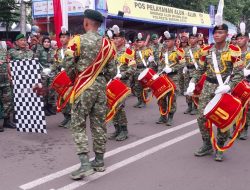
left=1, top=95, right=250, bottom=190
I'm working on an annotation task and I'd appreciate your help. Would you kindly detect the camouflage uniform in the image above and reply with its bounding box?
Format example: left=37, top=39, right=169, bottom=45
left=148, top=43, right=161, bottom=72
left=157, top=47, right=185, bottom=125
left=53, top=47, right=72, bottom=126
left=8, top=46, right=33, bottom=125
left=62, top=31, right=116, bottom=154
left=112, top=47, right=136, bottom=140
left=192, top=43, right=244, bottom=154
left=0, top=47, right=12, bottom=121
left=239, top=48, right=250, bottom=139
left=179, top=46, right=189, bottom=95
left=133, top=47, right=152, bottom=107
left=184, top=45, right=201, bottom=114
left=34, top=47, right=56, bottom=115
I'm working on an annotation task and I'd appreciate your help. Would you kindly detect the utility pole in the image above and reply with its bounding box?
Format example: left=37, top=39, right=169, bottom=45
left=20, top=0, right=26, bottom=35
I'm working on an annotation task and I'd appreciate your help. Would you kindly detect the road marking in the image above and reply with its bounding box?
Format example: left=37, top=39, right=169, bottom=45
left=57, top=129, right=199, bottom=190
left=19, top=119, right=197, bottom=190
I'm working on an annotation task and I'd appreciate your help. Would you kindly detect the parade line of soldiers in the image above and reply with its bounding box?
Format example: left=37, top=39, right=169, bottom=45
left=1, top=6, right=250, bottom=180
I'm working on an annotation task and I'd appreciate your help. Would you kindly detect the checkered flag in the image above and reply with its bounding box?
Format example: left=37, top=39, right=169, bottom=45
left=10, top=58, right=47, bottom=133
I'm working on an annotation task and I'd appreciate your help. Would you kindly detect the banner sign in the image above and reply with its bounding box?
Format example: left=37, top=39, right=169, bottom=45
left=107, top=0, right=211, bottom=27
left=32, top=0, right=95, bottom=18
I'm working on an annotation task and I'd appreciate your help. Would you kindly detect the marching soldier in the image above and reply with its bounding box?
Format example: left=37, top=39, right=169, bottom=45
left=236, top=22, right=250, bottom=140
left=198, top=33, right=206, bottom=48
left=109, top=25, right=136, bottom=141
left=53, top=28, right=72, bottom=128
left=133, top=33, right=152, bottom=108
left=184, top=27, right=200, bottom=115
left=186, top=20, right=244, bottom=161
left=148, top=33, right=162, bottom=72
left=0, top=41, right=15, bottom=132
left=230, top=34, right=237, bottom=46
left=58, top=9, right=116, bottom=179
left=156, top=31, right=185, bottom=125
left=179, top=33, right=189, bottom=95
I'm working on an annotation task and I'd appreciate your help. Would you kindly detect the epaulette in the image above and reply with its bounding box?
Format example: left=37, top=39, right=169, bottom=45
left=246, top=52, right=250, bottom=61
left=229, top=44, right=241, bottom=57
left=200, top=44, right=213, bottom=56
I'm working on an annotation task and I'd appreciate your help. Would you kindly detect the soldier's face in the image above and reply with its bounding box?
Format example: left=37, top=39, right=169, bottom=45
left=16, top=38, right=27, bottom=49
left=113, top=37, right=125, bottom=48
left=198, top=40, right=203, bottom=45
left=43, top=39, right=51, bottom=49
left=60, top=35, right=70, bottom=46
left=237, top=36, right=249, bottom=48
left=136, top=41, right=144, bottom=48
left=213, top=30, right=228, bottom=43
left=152, top=39, right=158, bottom=44
left=189, top=37, right=198, bottom=46
left=165, top=39, right=175, bottom=48
left=181, top=42, right=188, bottom=47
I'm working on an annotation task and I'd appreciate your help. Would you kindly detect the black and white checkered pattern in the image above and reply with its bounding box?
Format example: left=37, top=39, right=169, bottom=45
left=10, top=59, right=47, bottom=133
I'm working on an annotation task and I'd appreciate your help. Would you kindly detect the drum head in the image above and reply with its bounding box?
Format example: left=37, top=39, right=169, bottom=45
left=138, top=68, right=150, bottom=81
left=204, top=94, right=222, bottom=115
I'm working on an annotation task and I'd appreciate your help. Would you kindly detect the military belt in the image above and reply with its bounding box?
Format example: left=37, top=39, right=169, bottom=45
left=168, top=71, right=178, bottom=76
left=206, top=76, right=227, bottom=84
left=187, top=65, right=196, bottom=69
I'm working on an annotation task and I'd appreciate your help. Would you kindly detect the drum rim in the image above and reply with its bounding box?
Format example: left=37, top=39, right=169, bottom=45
left=204, top=94, right=222, bottom=115
left=138, top=68, right=150, bottom=81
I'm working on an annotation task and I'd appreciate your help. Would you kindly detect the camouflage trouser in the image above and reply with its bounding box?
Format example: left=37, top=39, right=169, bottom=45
left=70, top=81, right=107, bottom=154
left=112, top=100, right=127, bottom=127
left=0, top=85, right=12, bottom=118
left=178, top=68, right=185, bottom=95
left=197, top=81, right=230, bottom=143
left=158, top=77, right=179, bottom=115
left=184, top=70, right=197, bottom=105
left=133, top=71, right=144, bottom=102
left=42, top=74, right=56, bottom=108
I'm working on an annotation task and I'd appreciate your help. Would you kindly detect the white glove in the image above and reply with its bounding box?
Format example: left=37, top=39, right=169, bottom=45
left=115, top=73, right=122, bottom=78
left=244, top=68, right=250, bottom=77
left=152, top=74, right=159, bottom=80
left=61, top=68, right=65, bottom=71
left=125, top=43, right=130, bottom=48
left=183, top=66, right=188, bottom=74
left=163, top=67, right=172, bottom=74
left=215, top=85, right=230, bottom=94
left=148, top=55, right=154, bottom=62
left=42, top=68, right=51, bottom=76
left=185, top=82, right=195, bottom=96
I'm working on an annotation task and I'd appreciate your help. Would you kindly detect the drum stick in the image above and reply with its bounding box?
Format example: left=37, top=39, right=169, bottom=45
left=139, top=51, right=147, bottom=67
left=164, top=52, right=169, bottom=67
left=212, top=51, right=224, bottom=86
left=189, top=49, right=198, bottom=70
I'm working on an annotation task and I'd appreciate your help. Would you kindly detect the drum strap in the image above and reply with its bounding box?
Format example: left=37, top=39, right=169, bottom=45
left=212, top=51, right=224, bottom=86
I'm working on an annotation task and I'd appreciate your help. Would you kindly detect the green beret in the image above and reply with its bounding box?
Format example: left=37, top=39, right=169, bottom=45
left=83, top=9, right=104, bottom=23
left=15, top=34, right=25, bottom=41
left=151, top=34, right=158, bottom=40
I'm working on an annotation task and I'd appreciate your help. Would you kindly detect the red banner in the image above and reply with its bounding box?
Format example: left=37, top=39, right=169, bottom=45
left=53, top=0, right=62, bottom=47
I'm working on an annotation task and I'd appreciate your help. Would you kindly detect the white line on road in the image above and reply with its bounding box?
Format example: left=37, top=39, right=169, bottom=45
left=19, top=119, right=197, bottom=190
left=57, top=129, right=199, bottom=190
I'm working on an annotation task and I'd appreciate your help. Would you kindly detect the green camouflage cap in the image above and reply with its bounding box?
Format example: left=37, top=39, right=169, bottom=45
left=151, top=34, right=158, bottom=40
left=15, top=34, right=25, bottom=41
left=83, top=9, right=104, bottom=23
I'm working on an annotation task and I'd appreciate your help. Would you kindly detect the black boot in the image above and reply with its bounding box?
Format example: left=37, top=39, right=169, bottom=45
left=91, top=152, right=105, bottom=172
left=184, top=103, right=192, bottom=114
left=239, top=124, right=248, bottom=140
left=194, top=140, right=213, bottom=157
left=44, top=108, right=51, bottom=116
left=214, top=141, right=225, bottom=162
left=156, top=115, right=167, bottom=124
left=70, top=153, right=94, bottom=180
left=166, top=113, right=174, bottom=126
left=0, top=125, right=4, bottom=132
left=3, top=118, right=16, bottom=129
left=108, top=124, right=121, bottom=140
left=48, top=104, right=57, bottom=115
left=116, top=125, right=128, bottom=141
left=13, top=112, right=18, bottom=123
left=59, top=114, right=71, bottom=127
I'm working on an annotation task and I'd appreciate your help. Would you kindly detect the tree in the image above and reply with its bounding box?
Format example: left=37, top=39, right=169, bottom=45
left=0, top=0, right=20, bottom=39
